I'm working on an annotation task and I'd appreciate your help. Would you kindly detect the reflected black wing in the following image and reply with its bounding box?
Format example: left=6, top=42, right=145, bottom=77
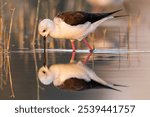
left=56, top=9, right=122, bottom=26
left=58, top=78, right=119, bottom=91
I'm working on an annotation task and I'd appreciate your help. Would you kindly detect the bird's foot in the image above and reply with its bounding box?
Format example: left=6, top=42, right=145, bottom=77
left=89, top=49, right=95, bottom=53
left=70, top=59, right=75, bottom=64
left=72, top=50, right=76, bottom=52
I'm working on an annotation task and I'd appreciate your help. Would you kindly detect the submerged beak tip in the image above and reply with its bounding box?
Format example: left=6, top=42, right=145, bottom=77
left=43, top=36, right=46, bottom=39
left=43, top=35, right=47, bottom=66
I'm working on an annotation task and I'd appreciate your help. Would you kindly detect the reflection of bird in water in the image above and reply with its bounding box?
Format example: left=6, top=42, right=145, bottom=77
left=38, top=61, right=121, bottom=91
left=38, top=10, right=123, bottom=52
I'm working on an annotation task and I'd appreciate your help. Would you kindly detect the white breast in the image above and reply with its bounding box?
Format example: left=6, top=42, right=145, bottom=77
left=51, top=63, right=91, bottom=86
left=50, top=18, right=91, bottom=41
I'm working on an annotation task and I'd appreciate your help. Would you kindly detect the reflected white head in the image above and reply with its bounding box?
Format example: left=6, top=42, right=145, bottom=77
left=38, top=66, right=55, bottom=85
left=38, top=19, right=54, bottom=37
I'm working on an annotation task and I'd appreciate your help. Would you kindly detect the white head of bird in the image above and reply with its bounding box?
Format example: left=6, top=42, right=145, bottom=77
left=38, top=66, right=55, bottom=85
left=38, top=19, right=55, bottom=37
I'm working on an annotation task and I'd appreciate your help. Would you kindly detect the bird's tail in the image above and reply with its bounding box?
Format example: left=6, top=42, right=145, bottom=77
left=114, top=15, right=129, bottom=18
left=108, top=9, right=129, bottom=18
left=86, top=80, right=122, bottom=92
left=113, top=83, right=128, bottom=87
left=103, top=84, right=121, bottom=92
left=107, top=9, right=122, bottom=15
left=95, top=9, right=122, bottom=19
left=104, top=82, right=128, bottom=92
left=91, top=75, right=122, bottom=91
left=91, top=9, right=124, bottom=25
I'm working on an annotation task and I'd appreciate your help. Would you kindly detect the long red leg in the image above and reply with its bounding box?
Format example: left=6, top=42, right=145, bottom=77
left=82, top=38, right=93, bottom=52
left=70, top=52, right=76, bottom=63
left=71, top=40, right=76, bottom=52
left=83, top=52, right=92, bottom=64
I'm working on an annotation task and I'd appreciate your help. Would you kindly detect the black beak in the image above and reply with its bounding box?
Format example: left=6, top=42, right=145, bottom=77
left=43, top=36, right=46, bottom=66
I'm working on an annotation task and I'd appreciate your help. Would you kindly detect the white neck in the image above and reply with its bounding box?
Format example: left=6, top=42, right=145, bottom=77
left=49, top=65, right=61, bottom=86
left=50, top=65, right=60, bottom=77
left=46, top=70, right=55, bottom=85
left=47, top=20, right=55, bottom=35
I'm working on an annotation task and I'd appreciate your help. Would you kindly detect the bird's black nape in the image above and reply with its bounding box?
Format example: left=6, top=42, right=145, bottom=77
left=43, top=36, right=46, bottom=67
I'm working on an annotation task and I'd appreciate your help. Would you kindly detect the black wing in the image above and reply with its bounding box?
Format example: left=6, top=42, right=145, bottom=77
left=57, top=78, right=120, bottom=91
left=56, top=9, right=122, bottom=26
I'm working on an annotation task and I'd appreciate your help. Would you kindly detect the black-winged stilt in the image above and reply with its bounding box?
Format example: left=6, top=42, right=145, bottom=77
left=38, top=61, right=121, bottom=91
left=38, top=9, right=123, bottom=52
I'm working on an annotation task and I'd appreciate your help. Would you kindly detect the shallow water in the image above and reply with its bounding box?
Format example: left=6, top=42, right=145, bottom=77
left=0, top=48, right=150, bottom=100
left=0, top=0, right=150, bottom=100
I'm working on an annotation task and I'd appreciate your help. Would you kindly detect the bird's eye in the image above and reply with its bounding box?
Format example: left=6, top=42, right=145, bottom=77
left=43, top=30, right=46, bottom=32
left=42, top=71, right=46, bottom=74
